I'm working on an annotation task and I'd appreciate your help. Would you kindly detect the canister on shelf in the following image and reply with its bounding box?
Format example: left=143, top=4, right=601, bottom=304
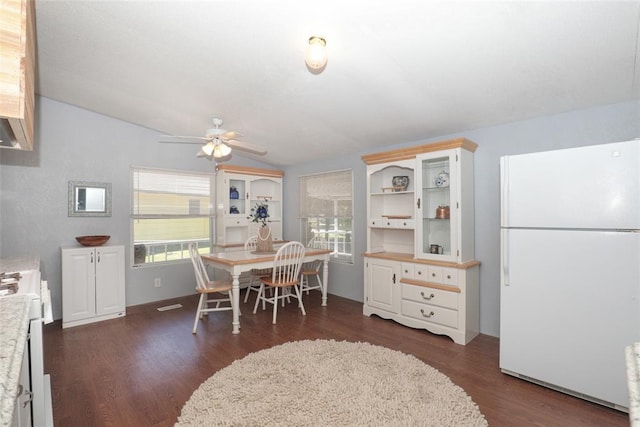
left=435, top=205, right=450, bottom=219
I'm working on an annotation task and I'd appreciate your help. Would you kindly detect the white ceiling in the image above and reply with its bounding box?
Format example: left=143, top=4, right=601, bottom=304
left=34, top=1, right=640, bottom=166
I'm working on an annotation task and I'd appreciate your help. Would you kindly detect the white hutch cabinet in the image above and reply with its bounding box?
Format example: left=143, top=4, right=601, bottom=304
left=362, top=138, right=480, bottom=345
left=215, top=165, right=284, bottom=249
left=62, top=245, right=126, bottom=328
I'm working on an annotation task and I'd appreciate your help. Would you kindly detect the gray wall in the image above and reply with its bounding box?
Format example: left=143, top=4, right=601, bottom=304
left=1, top=97, right=638, bottom=336
left=0, top=97, right=274, bottom=320
left=284, top=100, right=639, bottom=337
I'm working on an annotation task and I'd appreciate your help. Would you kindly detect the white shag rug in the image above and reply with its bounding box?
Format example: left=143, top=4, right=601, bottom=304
left=176, top=339, right=488, bottom=426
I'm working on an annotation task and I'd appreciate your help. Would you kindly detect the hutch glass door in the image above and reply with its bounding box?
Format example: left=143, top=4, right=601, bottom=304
left=416, top=149, right=457, bottom=261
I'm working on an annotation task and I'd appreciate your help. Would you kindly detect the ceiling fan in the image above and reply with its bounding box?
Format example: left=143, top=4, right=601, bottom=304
left=159, top=118, right=267, bottom=161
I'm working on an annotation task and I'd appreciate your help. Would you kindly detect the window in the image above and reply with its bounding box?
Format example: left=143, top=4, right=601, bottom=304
left=131, top=166, right=214, bottom=266
left=299, top=169, right=353, bottom=264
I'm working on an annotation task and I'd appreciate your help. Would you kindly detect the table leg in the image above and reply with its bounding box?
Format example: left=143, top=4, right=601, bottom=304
left=232, top=273, right=241, bottom=334
left=322, top=258, right=328, bottom=306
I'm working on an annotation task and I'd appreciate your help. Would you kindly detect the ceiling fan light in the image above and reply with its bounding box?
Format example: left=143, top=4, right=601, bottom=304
left=213, top=142, right=232, bottom=158
left=202, top=141, right=215, bottom=156
left=305, top=36, right=327, bottom=70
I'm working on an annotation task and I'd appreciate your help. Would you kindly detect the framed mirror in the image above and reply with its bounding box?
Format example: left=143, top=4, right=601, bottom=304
left=68, top=181, right=112, bottom=217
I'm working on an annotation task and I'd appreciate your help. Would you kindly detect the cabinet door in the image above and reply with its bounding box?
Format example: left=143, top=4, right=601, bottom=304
left=415, top=149, right=459, bottom=261
left=227, top=175, right=249, bottom=216
left=216, top=173, right=250, bottom=245
left=62, top=248, right=96, bottom=322
left=366, top=258, right=399, bottom=312
left=95, top=246, right=125, bottom=316
left=12, top=340, right=31, bottom=427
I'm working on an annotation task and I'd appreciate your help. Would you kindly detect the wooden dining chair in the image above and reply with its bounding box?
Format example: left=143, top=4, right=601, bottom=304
left=243, top=236, right=272, bottom=304
left=253, top=241, right=306, bottom=324
left=188, top=243, right=234, bottom=334
left=300, top=259, right=324, bottom=297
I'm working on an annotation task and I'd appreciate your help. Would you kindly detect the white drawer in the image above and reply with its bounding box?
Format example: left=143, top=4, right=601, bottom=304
left=369, top=218, right=384, bottom=227
left=370, top=218, right=415, bottom=229
left=382, top=218, right=398, bottom=228
left=442, top=268, right=458, bottom=285
left=401, top=299, right=458, bottom=329
left=401, top=284, right=458, bottom=310
left=413, top=264, right=428, bottom=281
left=426, top=265, right=443, bottom=283
left=401, top=263, right=413, bottom=279
left=397, top=219, right=414, bottom=229
left=225, top=216, right=248, bottom=227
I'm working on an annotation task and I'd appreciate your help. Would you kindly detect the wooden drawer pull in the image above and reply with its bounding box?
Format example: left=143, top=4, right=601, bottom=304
left=420, top=292, right=435, bottom=301
left=420, top=309, right=435, bottom=318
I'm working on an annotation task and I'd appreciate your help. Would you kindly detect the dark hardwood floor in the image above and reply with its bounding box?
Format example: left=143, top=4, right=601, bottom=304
left=43, top=292, right=628, bottom=426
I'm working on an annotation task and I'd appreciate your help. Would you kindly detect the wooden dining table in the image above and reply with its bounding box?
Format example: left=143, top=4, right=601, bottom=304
left=201, top=248, right=331, bottom=334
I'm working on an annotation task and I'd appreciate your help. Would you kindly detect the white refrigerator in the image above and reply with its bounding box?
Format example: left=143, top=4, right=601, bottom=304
left=500, top=139, right=640, bottom=410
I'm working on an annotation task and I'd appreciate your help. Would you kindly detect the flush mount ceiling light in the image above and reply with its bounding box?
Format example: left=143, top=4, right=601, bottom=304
left=305, top=36, right=327, bottom=71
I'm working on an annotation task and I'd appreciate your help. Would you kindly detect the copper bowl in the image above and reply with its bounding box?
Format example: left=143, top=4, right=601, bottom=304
left=76, top=235, right=110, bottom=246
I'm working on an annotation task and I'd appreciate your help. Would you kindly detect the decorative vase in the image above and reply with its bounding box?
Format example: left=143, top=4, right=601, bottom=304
left=230, top=186, right=239, bottom=199
left=256, top=226, right=274, bottom=253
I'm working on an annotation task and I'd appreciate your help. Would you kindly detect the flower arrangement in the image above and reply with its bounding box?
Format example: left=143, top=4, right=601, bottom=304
left=248, top=201, right=270, bottom=228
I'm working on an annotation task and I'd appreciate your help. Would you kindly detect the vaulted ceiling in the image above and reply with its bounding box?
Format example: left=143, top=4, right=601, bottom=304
left=35, top=1, right=640, bottom=166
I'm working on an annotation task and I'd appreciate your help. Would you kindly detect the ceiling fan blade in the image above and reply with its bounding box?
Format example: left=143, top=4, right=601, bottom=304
left=226, top=139, right=267, bottom=155
left=221, top=130, right=242, bottom=140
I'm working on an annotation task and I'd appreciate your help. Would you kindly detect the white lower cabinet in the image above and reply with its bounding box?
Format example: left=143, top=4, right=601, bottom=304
left=364, top=254, right=479, bottom=345
left=365, top=258, right=400, bottom=314
left=11, top=341, right=31, bottom=427
left=62, top=245, right=126, bottom=328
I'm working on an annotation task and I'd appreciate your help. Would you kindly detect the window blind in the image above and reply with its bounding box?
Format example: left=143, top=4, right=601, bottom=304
left=132, top=167, right=213, bottom=217
left=299, top=169, right=353, bottom=263
left=299, top=170, right=352, bottom=218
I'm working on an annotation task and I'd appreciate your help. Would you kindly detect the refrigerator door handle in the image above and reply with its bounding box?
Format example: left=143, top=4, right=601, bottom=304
left=500, top=156, right=509, bottom=227
left=501, top=229, right=509, bottom=286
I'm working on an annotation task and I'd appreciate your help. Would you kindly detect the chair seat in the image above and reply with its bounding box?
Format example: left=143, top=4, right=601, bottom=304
left=260, top=277, right=297, bottom=288
left=198, top=280, right=233, bottom=294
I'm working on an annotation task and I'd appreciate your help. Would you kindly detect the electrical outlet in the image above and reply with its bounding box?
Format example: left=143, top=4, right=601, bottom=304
left=154, top=278, right=161, bottom=288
